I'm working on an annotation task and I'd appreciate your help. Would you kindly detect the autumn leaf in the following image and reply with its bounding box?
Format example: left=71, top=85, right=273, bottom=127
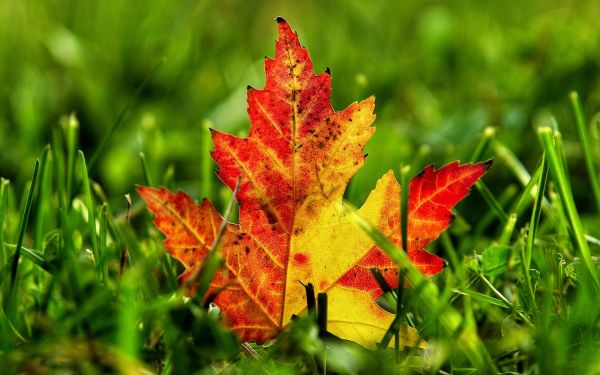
left=138, top=18, right=490, bottom=348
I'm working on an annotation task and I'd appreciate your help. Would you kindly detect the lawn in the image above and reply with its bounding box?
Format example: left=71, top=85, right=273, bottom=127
left=1, top=1, right=600, bottom=373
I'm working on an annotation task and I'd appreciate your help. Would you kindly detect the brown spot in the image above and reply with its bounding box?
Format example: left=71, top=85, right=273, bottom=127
left=245, top=246, right=251, bottom=254
left=259, top=202, right=278, bottom=224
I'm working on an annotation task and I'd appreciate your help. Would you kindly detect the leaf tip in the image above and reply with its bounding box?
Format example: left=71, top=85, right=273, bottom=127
left=416, top=165, right=430, bottom=177
left=324, top=66, right=331, bottom=75
left=482, top=159, right=494, bottom=170
left=136, top=184, right=153, bottom=199
left=275, top=16, right=286, bottom=24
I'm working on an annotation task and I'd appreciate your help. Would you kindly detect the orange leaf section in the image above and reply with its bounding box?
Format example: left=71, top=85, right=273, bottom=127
left=138, top=187, right=280, bottom=342
left=138, top=18, right=491, bottom=347
left=336, top=161, right=492, bottom=301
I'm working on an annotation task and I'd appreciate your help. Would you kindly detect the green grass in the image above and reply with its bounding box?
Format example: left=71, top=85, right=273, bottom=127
left=2, top=1, right=600, bottom=373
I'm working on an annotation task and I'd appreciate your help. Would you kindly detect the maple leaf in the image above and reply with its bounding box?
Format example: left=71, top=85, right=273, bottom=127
left=138, top=18, right=490, bottom=347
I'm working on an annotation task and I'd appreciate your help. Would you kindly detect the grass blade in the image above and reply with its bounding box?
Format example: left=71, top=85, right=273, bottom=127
left=78, top=151, right=99, bottom=264
left=201, top=120, right=214, bottom=201
left=570, top=92, right=600, bottom=215
left=139, top=152, right=155, bottom=187
left=525, top=154, right=548, bottom=269
left=469, top=126, right=496, bottom=162
left=9, top=160, right=40, bottom=292
left=475, top=182, right=508, bottom=224
left=538, top=127, right=600, bottom=290
left=34, top=145, right=52, bottom=251
left=0, top=179, right=10, bottom=268
left=65, top=114, right=79, bottom=201
left=453, top=288, right=511, bottom=309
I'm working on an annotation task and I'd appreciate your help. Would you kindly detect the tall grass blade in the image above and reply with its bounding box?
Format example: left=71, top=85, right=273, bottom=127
left=78, top=151, right=99, bottom=263
left=65, top=114, right=79, bottom=201
left=34, top=145, right=52, bottom=251
left=7, top=159, right=40, bottom=321
left=0, top=179, right=9, bottom=268
left=139, top=152, right=154, bottom=187
left=201, top=120, right=214, bottom=201
left=570, top=92, right=600, bottom=215
left=470, top=126, right=496, bottom=162
left=538, top=127, right=600, bottom=290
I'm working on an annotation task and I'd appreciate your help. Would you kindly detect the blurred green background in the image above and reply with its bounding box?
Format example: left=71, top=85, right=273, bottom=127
left=1, top=0, right=599, bottom=209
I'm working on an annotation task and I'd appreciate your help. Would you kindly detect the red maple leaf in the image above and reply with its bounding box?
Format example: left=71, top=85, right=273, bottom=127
left=139, top=18, right=490, bottom=347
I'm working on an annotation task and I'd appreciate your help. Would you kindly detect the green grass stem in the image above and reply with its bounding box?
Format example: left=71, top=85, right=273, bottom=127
left=512, top=157, right=543, bottom=216
left=470, top=126, right=496, bottom=162
left=493, top=141, right=532, bottom=186
left=139, top=152, right=155, bottom=187
left=78, top=151, right=99, bottom=264
left=0, top=179, right=9, bottom=268
left=52, top=130, right=67, bottom=208
left=475, top=182, right=508, bottom=224
left=7, top=159, right=40, bottom=322
left=201, top=120, right=214, bottom=201
left=65, top=114, right=79, bottom=201
left=9, top=160, right=40, bottom=291
left=475, top=271, right=533, bottom=327
left=499, top=213, right=517, bottom=246
left=395, top=164, right=410, bottom=353
left=538, top=127, right=600, bottom=290
left=453, top=288, right=511, bottom=309
left=33, top=145, right=52, bottom=251
left=525, top=155, right=548, bottom=269
left=570, top=92, right=600, bottom=215
left=98, top=203, right=109, bottom=284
